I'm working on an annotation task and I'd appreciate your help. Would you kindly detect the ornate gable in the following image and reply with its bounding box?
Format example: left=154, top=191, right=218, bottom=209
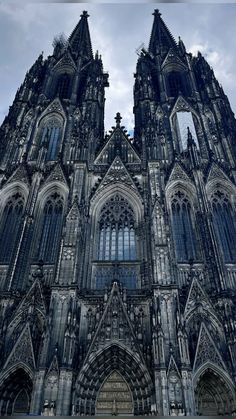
left=13, top=279, right=46, bottom=319
left=184, top=278, right=214, bottom=321
left=193, top=323, right=226, bottom=372
left=94, top=156, right=140, bottom=194
left=5, top=164, right=30, bottom=187
left=167, top=162, right=191, bottom=185
left=40, top=98, right=66, bottom=120
left=3, top=324, right=36, bottom=371
left=207, top=162, right=231, bottom=184
left=167, top=355, right=181, bottom=378
left=53, top=50, right=76, bottom=72
left=162, top=48, right=186, bottom=69
left=94, top=127, right=140, bottom=165
left=171, top=96, right=195, bottom=116
left=86, top=282, right=144, bottom=360
left=66, top=200, right=80, bottom=220
left=41, top=163, right=68, bottom=189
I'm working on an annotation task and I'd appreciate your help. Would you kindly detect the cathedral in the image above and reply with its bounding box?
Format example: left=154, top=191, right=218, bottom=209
left=0, top=8, right=236, bottom=416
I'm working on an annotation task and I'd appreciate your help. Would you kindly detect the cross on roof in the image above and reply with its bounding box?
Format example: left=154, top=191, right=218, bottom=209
left=115, top=112, right=122, bottom=126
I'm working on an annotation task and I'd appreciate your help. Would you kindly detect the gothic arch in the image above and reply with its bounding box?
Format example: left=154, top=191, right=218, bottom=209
left=90, top=183, right=144, bottom=222
left=0, top=366, right=33, bottom=415
left=30, top=110, right=66, bottom=161
left=0, top=184, right=27, bottom=264
left=186, top=311, right=226, bottom=367
left=206, top=181, right=236, bottom=263
left=73, top=343, right=153, bottom=416
left=193, top=363, right=236, bottom=415
left=0, top=181, right=29, bottom=208
left=165, top=182, right=199, bottom=263
left=170, top=98, right=201, bottom=152
left=32, top=186, right=67, bottom=265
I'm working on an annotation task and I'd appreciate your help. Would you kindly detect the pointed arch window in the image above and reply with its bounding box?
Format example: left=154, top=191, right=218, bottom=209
left=168, top=72, right=183, bottom=97
left=0, top=193, right=24, bottom=263
left=41, top=120, right=61, bottom=162
left=36, top=193, right=64, bottom=263
left=171, top=191, right=197, bottom=262
left=98, top=195, right=136, bottom=261
left=56, top=73, right=71, bottom=99
left=211, top=191, right=236, bottom=262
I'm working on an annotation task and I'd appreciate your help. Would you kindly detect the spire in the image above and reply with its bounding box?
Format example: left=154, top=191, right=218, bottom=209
left=148, top=9, right=178, bottom=56
left=68, top=11, right=93, bottom=59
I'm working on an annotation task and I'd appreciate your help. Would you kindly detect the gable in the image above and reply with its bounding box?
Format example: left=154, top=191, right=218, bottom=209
left=193, top=323, right=226, bottom=372
left=95, top=128, right=140, bottom=165
left=94, top=156, right=141, bottom=195
left=167, top=162, right=191, bottom=185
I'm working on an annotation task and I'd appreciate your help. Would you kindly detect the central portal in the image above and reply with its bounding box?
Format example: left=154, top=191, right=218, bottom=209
left=96, top=371, right=133, bottom=415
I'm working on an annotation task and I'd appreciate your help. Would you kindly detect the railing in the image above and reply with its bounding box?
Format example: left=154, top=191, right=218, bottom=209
left=92, top=261, right=141, bottom=289
left=177, top=263, right=205, bottom=288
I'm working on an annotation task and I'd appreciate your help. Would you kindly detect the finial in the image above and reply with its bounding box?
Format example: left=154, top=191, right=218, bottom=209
left=81, top=10, right=89, bottom=18
left=115, top=112, right=122, bottom=126
left=153, top=9, right=161, bottom=17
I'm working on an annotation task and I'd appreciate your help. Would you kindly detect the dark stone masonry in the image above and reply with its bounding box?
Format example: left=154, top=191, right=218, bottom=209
left=0, top=9, right=235, bottom=416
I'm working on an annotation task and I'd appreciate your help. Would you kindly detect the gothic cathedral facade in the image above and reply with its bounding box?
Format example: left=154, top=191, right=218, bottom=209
left=0, top=9, right=236, bottom=416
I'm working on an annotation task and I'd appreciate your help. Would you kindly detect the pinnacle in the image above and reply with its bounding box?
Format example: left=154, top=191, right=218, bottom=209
left=149, top=9, right=178, bottom=56
left=68, top=10, right=93, bottom=59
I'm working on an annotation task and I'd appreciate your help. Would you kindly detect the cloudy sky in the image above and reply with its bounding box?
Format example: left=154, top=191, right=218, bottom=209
left=1, top=2, right=236, bottom=133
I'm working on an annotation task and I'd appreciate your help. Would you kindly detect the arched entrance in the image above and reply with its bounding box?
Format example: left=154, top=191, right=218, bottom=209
left=0, top=368, right=32, bottom=416
left=96, top=370, right=133, bottom=415
left=74, top=344, right=153, bottom=415
left=195, top=367, right=236, bottom=415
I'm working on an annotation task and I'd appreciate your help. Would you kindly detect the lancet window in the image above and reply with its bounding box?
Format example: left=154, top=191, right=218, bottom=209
left=170, top=191, right=197, bottom=262
left=36, top=193, right=64, bottom=263
left=98, top=195, right=136, bottom=261
left=40, top=119, right=61, bottom=161
left=168, top=72, right=184, bottom=97
left=211, top=191, right=236, bottom=262
left=56, top=73, right=71, bottom=99
left=0, top=193, right=24, bottom=263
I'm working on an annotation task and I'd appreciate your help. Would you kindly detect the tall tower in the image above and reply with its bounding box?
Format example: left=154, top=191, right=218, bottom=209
left=0, top=9, right=235, bottom=417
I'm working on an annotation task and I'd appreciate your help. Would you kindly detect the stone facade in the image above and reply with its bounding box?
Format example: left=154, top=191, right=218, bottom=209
left=0, top=9, right=236, bottom=416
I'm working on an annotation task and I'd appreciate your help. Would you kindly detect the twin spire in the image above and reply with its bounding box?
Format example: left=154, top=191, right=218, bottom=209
left=68, top=9, right=177, bottom=60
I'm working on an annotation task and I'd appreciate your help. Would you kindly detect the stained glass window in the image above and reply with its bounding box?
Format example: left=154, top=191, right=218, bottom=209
left=171, top=191, right=197, bottom=262
left=98, top=195, right=136, bottom=261
left=0, top=193, right=24, bottom=263
left=211, top=191, right=236, bottom=262
left=37, top=193, right=63, bottom=263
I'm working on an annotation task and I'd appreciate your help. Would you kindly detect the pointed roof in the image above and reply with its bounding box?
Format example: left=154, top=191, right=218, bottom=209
left=148, top=9, right=178, bottom=56
left=3, top=324, right=36, bottom=371
left=12, top=279, right=46, bottom=319
left=184, top=278, right=215, bottom=321
left=93, top=156, right=141, bottom=196
left=94, top=114, right=140, bottom=165
left=41, top=162, right=68, bottom=189
left=68, top=11, right=93, bottom=59
left=167, top=355, right=181, bottom=378
left=5, top=163, right=30, bottom=187
left=193, top=323, right=226, bottom=372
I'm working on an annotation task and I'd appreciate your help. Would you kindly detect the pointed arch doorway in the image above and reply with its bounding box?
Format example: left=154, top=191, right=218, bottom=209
left=195, top=368, right=236, bottom=415
left=96, top=371, right=133, bottom=415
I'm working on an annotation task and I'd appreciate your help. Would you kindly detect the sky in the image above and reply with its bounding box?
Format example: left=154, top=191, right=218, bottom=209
left=1, top=3, right=236, bottom=133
